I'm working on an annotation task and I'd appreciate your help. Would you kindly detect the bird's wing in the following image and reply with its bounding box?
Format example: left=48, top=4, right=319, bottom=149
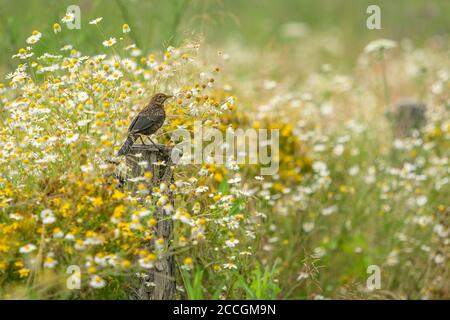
left=128, top=114, right=161, bottom=134
left=127, top=115, right=139, bottom=132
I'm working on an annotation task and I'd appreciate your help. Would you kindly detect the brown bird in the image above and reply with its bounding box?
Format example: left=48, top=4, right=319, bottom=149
left=117, top=93, right=172, bottom=156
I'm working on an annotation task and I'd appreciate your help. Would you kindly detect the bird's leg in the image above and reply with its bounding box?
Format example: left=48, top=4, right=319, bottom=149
left=139, top=135, right=146, bottom=145
left=148, top=137, right=161, bottom=150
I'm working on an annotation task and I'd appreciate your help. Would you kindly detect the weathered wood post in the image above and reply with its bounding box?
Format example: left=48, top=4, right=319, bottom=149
left=392, top=99, right=427, bottom=137
left=125, top=143, right=180, bottom=300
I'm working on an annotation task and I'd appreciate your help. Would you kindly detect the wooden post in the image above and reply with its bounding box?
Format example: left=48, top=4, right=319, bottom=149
left=392, top=99, right=426, bottom=137
left=125, top=144, right=180, bottom=300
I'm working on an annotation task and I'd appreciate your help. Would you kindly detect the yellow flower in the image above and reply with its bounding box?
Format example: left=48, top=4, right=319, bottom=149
left=92, top=197, right=103, bottom=207
left=18, top=268, right=31, bottom=278
left=88, top=266, right=97, bottom=274
left=146, top=253, right=157, bottom=261
left=113, top=205, right=126, bottom=218
left=122, top=24, right=131, bottom=33
left=183, top=257, right=193, bottom=267
left=214, top=172, right=223, bottom=182
left=121, top=260, right=131, bottom=268
left=112, top=190, right=126, bottom=200
left=144, top=171, right=153, bottom=179
left=53, top=23, right=61, bottom=34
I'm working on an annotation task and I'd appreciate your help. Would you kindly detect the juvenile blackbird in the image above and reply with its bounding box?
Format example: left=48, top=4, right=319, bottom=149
left=117, top=93, right=172, bottom=156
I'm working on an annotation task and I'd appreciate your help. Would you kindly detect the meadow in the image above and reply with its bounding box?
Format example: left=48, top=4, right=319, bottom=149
left=0, top=0, right=448, bottom=299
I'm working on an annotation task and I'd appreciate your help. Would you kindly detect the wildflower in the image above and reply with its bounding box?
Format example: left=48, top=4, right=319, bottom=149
left=64, top=233, right=75, bottom=241
left=44, top=255, right=58, bottom=268
left=26, top=30, right=42, bottom=44
left=102, top=37, right=117, bottom=47
left=155, top=238, right=165, bottom=250
left=130, top=219, right=142, bottom=230
left=297, top=272, right=309, bottom=281
left=225, top=238, right=239, bottom=248
left=61, top=13, right=75, bottom=24
left=89, top=17, right=103, bottom=25
left=364, top=39, right=397, bottom=55
left=53, top=23, right=61, bottom=34
left=416, top=195, right=427, bottom=207
left=121, top=260, right=131, bottom=268
left=434, top=253, right=445, bottom=264
left=302, top=222, right=315, bottom=233
left=321, top=205, right=337, bottom=216
left=387, top=250, right=399, bottom=266
left=53, top=227, right=64, bottom=238
left=122, top=24, right=131, bottom=33
left=139, top=254, right=156, bottom=269
left=107, top=70, right=123, bottom=81
left=9, top=213, right=23, bottom=220
left=91, top=196, right=103, bottom=207
left=18, top=268, right=31, bottom=278
left=182, top=257, right=193, bottom=270
left=64, top=133, right=79, bottom=145
left=112, top=190, right=126, bottom=200
left=89, top=275, right=106, bottom=289
left=223, top=263, right=237, bottom=270
left=333, top=144, right=344, bottom=156
left=77, top=91, right=89, bottom=102
left=40, top=209, right=56, bottom=224
left=313, top=247, right=326, bottom=258
left=74, top=240, right=86, bottom=251
left=19, top=244, right=37, bottom=254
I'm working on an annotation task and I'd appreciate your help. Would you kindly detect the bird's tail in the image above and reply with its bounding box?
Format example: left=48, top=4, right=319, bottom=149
left=117, top=136, right=134, bottom=156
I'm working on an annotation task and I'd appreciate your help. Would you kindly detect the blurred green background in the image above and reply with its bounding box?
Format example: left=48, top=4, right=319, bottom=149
left=0, top=0, right=449, bottom=76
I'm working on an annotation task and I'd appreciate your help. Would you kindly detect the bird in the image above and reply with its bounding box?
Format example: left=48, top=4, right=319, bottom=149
left=117, top=93, right=172, bottom=156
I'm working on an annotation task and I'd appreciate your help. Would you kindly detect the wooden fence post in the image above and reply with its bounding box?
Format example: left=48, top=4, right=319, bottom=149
left=124, top=144, right=180, bottom=300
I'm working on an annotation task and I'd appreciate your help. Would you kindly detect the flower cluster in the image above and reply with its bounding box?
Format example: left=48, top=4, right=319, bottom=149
left=0, top=17, right=254, bottom=296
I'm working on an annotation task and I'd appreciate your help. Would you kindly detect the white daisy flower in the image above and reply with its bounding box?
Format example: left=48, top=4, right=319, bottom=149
left=139, top=257, right=155, bottom=269
left=364, top=39, right=397, bottom=55
left=89, top=17, right=103, bottom=25
left=122, top=24, right=131, bottom=33
left=61, top=13, right=75, bottom=23
left=225, top=238, right=239, bottom=248
left=89, top=275, right=106, bottom=288
left=19, top=244, right=37, bottom=254
left=9, top=213, right=23, bottom=220
left=40, top=209, right=56, bottom=224
left=102, top=37, right=117, bottom=47
left=44, top=256, right=58, bottom=268
left=77, top=91, right=89, bottom=102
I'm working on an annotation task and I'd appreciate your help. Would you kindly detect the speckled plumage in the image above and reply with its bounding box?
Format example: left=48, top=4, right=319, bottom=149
left=117, top=93, right=170, bottom=156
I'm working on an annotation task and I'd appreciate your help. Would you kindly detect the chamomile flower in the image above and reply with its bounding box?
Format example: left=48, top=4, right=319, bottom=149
left=61, top=13, right=75, bottom=23
left=53, top=23, right=61, bottom=34
left=89, top=275, right=106, bottom=289
left=77, top=91, right=89, bottom=102
left=40, top=209, right=56, bottom=224
left=26, top=31, right=42, bottom=44
left=102, top=37, right=117, bottom=47
left=225, top=238, right=239, bottom=248
left=44, top=255, right=58, bottom=268
left=139, top=254, right=156, bottom=269
left=19, top=244, right=37, bottom=254
left=89, top=17, right=103, bottom=25
left=122, top=23, right=131, bottom=33
left=223, top=263, right=237, bottom=270
left=182, top=257, right=193, bottom=270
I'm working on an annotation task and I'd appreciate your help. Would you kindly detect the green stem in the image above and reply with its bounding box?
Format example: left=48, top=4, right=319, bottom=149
left=381, top=57, right=390, bottom=108
left=115, top=0, right=141, bottom=48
